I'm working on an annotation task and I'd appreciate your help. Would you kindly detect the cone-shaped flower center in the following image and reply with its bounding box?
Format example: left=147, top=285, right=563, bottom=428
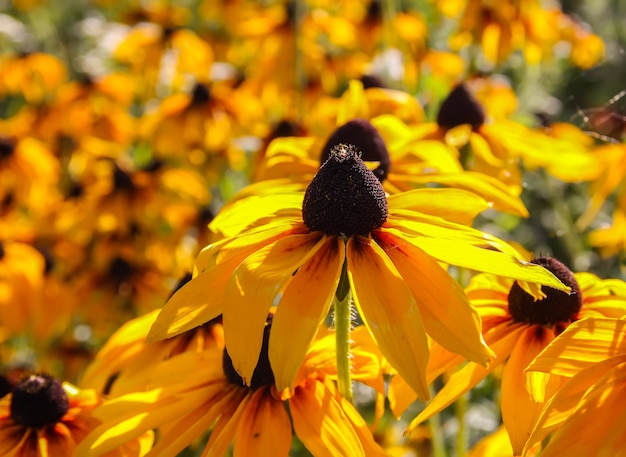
left=223, top=315, right=275, bottom=390
left=320, top=120, right=390, bottom=181
left=190, top=83, right=211, bottom=106
left=304, top=144, right=388, bottom=236
left=508, top=257, right=582, bottom=326
left=437, top=83, right=486, bottom=130
left=113, top=165, right=135, bottom=192
left=10, top=374, right=69, bottom=429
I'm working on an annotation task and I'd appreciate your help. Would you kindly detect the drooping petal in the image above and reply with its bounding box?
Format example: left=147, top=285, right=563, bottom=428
left=526, top=317, right=626, bottom=378
left=290, top=379, right=365, bottom=457
left=501, top=326, right=557, bottom=455
left=233, top=388, right=292, bottom=457
left=384, top=223, right=568, bottom=292
left=375, top=230, right=494, bottom=366
left=523, top=354, right=626, bottom=455
left=224, top=232, right=325, bottom=385
left=406, top=322, right=526, bottom=433
left=202, top=389, right=252, bottom=457
left=270, top=236, right=343, bottom=392
left=347, top=236, right=430, bottom=400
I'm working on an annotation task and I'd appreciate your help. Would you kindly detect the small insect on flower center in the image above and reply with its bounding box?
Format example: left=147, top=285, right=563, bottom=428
left=508, top=257, right=582, bottom=327
left=223, top=315, right=275, bottom=390
left=437, top=83, right=486, bottom=131
left=320, top=119, right=391, bottom=181
left=303, top=144, right=388, bottom=237
left=10, top=374, right=69, bottom=429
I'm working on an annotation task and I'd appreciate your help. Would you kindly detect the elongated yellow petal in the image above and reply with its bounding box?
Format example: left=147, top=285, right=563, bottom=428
left=202, top=389, right=252, bottom=457
left=224, top=232, right=325, bottom=385
left=290, top=380, right=364, bottom=457
left=270, top=236, right=343, bottom=392
left=385, top=224, right=568, bottom=292
left=523, top=354, right=626, bottom=455
left=527, top=317, right=626, bottom=378
left=407, top=323, right=526, bottom=433
left=233, top=389, right=292, bottom=457
left=347, top=236, right=430, bottom=400
left=388, top=188, right=490, bottom=224
left=538, top=362, right=626, bottom=457
left=501, top=326, right=557, bottom=455
left=375, top=230, right=494, bottom=366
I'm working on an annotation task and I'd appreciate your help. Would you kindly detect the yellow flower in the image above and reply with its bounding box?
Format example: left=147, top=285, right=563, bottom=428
left=149, top=144, right=565, bottom=401
left=77, top=318, right=385, bottom=457
left=523, top=316, right=626, bottom=456
left=0, top=373, right=153, bottom=457
left=404, top=258, right=626, bottom=454
left=0, top=52, right=67, bottom=104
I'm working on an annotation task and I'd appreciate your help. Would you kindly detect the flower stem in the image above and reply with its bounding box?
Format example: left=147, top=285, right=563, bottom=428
left=334, top=258, right=354, bottom=403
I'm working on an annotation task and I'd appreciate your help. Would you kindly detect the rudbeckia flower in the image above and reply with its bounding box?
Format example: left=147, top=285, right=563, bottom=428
left=0, top=373, right=153, bottom=456
left=0, top=52, right=67, bottom=104
left=523, top=316, right=626, bottom=456
left=77, top=317, right=385, bottom=456
left=404, top=257, right=626, bottom=454
left=149, top=144, right=565, bottom=401
left=416, top=81, right=602, bottom=193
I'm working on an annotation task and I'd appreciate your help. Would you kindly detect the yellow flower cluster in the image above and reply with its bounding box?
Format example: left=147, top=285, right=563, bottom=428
left=0, top=1, right=625, bottom=456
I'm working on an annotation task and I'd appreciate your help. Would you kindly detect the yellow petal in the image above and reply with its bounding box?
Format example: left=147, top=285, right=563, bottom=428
left=407, top=323, right=526, bottom=433
left=501, top=326, right=557, bottom=455
left=388, top=188, right=490, bottom=225
left=526, top=317, right=626, bottom=378
left=375, top=230, right=494, bottom=366
left=203, top=389, right=252, bottom=457
left=224, top=232, right=325, bottom=385
left=270, top=236, right=343, bottom=392
left=347, top=236, right=430, bottom=400
left=233, top=388, right=292, bottom=456
left=290, top=379, right=365, bottom=456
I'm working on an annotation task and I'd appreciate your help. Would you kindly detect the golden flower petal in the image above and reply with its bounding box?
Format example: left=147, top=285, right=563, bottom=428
left=270, top=236, right=343, bottom=392
left=224, top=232, right=325, bottom=385
left=347, top=236, right=430, bottom=400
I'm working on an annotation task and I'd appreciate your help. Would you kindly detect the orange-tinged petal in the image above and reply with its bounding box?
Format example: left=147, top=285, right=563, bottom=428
left=375, top=230, right=494, bottom=366
left=201, top=388, right=251, bottom=457
left=526, top=317, right=626, bottom=378
left=347, top=236, right=430, bottom=400
left=270, top=236, right=343, bottom=392
left=538, top=362, right=626, bottom=457
left=523, top=354, right=626, bottom=455
left=146, top=267, right=227, bottom=342
left=407, top=323, right=526, bottom=433
left=290, top=380, right=365, bottom=457
left=224, top=232, right=325, bottom=385
left=501, top=326, right=557, bottom=455
left=233, top=388, right=292, bottom=457
left=387, top=188, right=490, bottom=225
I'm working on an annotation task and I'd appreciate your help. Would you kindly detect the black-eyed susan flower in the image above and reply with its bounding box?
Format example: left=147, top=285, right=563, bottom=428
left=523, top=316, right=626, bottom=456
left=0, top=52, right=67, bottom=104
left=77, top=316, right=385, bottom=456
left=0, top=373, right=153, bottom=456
left=149, top=144, right=566, bottom=402
left=404, top=257, right=626, bottom=454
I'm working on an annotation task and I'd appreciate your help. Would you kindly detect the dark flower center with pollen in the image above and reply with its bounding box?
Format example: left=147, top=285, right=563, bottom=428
left=223, top=315, right=275, bottom=390
left=320, top=119, right=390, bottom=181
left=10, top=374, right=69, bottom=429
left=437, top=83, right=486, bottom=130
left=508, top=257, right=582, bottom=327
left=304, top=144, right=388, bottom=237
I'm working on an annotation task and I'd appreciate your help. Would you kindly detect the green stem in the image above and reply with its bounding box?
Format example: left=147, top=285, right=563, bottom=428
left=428, top=386, right=447, bottom=457
left=455, top=393, right=468, bottom=457
left=334, top=258, right=354, bottom=403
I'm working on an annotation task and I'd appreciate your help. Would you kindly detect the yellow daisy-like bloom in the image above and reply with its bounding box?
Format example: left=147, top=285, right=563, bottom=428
left=77, top=318, right=386, bottom=456
left=0, top=52, right=67, bottom=104
left=0, top=373, right=152, bottom=457
left=404, top=258, right=626, bottom=454
left=149, top=143, right=566, bottom=400
left=523, top=316, right=626, bottom=456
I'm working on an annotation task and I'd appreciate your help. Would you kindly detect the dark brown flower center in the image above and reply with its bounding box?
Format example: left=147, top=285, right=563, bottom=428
left=190, top=83, right=211, bottom=106
left=320, top=119, right=390, bottom=181
left=0, top=137, right=15, bottom=160
left=10, top=374, right=69, bottom=429
left=508, top=257, right=582, bottom=327
left=304, top=144, right=387, bottom=237
left=223, top=315, right=275, bottom=390
left=437, top=83, right=486, bottom=130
